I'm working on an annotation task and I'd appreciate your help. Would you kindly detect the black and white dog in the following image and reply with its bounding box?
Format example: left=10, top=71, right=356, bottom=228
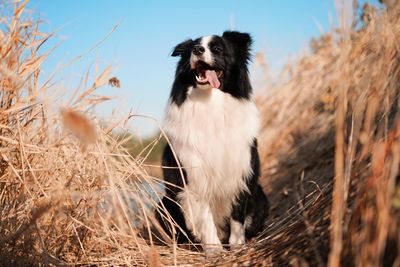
left=157, top=31, right=269, bottom=255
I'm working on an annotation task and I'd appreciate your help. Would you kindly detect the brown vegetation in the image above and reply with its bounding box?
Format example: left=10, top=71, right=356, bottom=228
left=0, top=1, right=165, bottom=265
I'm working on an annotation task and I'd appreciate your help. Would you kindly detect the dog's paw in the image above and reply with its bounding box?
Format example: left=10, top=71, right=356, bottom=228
left=203, top=244, right=225, bottom=259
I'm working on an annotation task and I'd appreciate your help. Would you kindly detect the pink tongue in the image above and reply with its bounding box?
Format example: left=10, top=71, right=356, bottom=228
left=205, top=70, right=220, bottom=89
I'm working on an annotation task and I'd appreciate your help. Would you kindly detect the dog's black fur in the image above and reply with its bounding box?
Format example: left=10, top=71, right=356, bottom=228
left=157, top=31, right=269, bottom=246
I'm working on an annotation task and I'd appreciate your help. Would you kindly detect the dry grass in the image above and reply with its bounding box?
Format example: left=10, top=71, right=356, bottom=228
left=1, top=1, right=400, bottom=266
left=0, top=1, right=183, bottom=266
left=245, top=2, right=400, bottom=266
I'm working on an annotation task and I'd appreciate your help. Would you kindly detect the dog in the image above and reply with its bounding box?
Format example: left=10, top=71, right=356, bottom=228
left=157, top=31, right=269, bottom=256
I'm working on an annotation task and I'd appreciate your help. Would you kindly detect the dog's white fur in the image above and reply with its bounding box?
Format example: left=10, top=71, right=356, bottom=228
left=200, top=36, right=213, bottom=64
left=164, top=86, right=259, bottom=251
left=229, top=218, right=246, bottom=246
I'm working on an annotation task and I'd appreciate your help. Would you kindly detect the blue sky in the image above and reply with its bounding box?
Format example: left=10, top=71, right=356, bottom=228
left=28, top=0, right=380, bottom=136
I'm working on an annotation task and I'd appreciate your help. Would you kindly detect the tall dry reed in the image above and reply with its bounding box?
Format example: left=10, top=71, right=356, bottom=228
left=0, top=1, right=190, bottom=266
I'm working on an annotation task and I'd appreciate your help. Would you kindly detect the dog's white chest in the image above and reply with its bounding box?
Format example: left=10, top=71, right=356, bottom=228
left=164, top=88, right=259, bottom=225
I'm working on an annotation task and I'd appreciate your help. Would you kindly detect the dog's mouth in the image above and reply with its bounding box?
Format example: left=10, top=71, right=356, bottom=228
left=193, top=61, right=223, bottom=89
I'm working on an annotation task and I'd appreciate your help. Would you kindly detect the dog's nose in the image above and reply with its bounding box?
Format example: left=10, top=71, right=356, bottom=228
left=192, top=45, right=205, bottom=56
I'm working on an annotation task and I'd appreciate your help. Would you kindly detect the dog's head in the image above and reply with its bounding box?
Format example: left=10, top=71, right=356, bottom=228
left=171, top=31, right=252, bottom=98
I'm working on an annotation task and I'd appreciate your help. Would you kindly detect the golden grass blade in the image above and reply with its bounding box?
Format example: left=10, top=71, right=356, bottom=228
left=74, top=65, right=112, bottom=105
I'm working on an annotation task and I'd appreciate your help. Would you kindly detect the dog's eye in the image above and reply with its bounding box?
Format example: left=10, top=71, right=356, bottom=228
left=212, top=46, right=223, bottom=54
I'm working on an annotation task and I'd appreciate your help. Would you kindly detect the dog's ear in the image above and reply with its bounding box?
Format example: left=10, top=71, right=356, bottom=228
left=171, top=39, right=193, bottom=57
left=222, top=31, right=252, bottom=56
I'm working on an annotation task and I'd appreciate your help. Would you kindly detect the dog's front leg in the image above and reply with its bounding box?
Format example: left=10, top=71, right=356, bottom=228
left=229, top=191, right=248, bottom=249
left=179, top=190, right=223, bottom=256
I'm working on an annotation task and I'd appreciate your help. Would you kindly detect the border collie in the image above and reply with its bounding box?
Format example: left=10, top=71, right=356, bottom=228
left=157, top=31, right=269, bottom=256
